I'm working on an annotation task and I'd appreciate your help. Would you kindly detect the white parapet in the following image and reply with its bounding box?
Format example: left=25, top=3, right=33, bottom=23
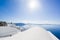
left=0, top=25, right=59, bottom=40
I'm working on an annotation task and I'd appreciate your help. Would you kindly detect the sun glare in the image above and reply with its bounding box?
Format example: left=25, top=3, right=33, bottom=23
left=27, top=0, right=40, bottom=11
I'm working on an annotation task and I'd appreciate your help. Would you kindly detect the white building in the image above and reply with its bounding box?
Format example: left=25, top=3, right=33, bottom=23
left=0, top=23, right=59, bottom=40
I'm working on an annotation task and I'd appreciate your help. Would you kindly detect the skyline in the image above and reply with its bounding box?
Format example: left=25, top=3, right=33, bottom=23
left=0, top=0, right=60, bottom=24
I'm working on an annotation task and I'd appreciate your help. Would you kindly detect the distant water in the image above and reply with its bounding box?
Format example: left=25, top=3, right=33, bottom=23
left=15, top=23, right=60, bottom=39
left=40, top=24, right=60, bottom=39
left=15, top=23, right=25, bottom=26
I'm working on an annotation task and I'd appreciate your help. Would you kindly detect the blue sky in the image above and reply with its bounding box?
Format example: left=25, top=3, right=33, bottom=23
left=0, top=0, right=60, bottom=24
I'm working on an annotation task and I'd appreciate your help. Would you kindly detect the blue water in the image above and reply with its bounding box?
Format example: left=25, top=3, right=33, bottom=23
left=40, top=24, right=60, bottom=39
left=15, top=23, right=60, bottom=39
left=15, top=23, right=25, bottom=26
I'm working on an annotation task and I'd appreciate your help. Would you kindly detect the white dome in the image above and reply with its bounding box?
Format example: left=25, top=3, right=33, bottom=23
left=0, top=25, right=20, bottom=37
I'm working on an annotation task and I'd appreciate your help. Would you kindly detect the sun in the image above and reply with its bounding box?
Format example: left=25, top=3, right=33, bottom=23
left=27, top=0, right=40, bottom=11
left=28, top=1, right=37, bottom=9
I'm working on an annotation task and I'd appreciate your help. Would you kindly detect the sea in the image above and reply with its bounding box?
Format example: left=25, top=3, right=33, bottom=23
left=15, top=23, right=60, bottom=39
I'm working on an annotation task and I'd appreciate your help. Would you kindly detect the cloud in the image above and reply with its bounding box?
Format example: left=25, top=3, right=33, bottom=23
left=13, top=20, right=60, bottom=24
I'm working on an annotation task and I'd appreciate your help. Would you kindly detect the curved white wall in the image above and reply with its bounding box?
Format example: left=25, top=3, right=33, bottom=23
left=0, top=26, right=59, bottom=40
